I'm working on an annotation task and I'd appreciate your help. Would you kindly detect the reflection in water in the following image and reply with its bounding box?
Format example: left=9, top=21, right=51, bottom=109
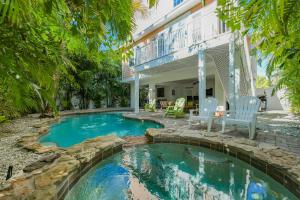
left=65, top=144, right=297, bottom=200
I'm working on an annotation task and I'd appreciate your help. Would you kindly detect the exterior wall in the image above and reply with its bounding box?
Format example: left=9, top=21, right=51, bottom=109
left=122, top=0, right=231, bottom=82
left=256, top=87, right=290, bottom=111
left=133, top=0, right=215, bottom=45
left=124, top=0, right=255, bottom=113
left=152, top=77, right=224, bottom=106
left=144, top=67, right=225, bottom=108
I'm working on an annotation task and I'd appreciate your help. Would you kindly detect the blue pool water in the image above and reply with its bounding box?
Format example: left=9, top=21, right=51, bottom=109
left=39, top=113, right=162, bottom=147
left=65, top=144, right=298, bottom=200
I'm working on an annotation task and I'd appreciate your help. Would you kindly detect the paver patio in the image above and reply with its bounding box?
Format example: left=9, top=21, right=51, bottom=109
left=124, top=110, right=300, bottom=157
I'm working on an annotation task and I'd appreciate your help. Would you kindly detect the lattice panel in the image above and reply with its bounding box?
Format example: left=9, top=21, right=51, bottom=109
left=235, top=46, right=250, bottom=96
left=210, top=51, right=229, bottom=98
left=210, top=46, right=250, bottom=100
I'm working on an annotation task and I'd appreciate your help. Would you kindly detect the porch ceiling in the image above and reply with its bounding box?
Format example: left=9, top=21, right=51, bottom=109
left=139, top=43, right=229, bottom=76
left=140, top=54, right=198, bottom=75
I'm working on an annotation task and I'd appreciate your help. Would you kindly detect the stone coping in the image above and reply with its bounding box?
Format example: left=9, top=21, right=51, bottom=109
left=59, top=107, right=133, bottom=116
left=15, top=112, right=162, bottom=154
left=146, top=128, right=300, bottom=198
left=0, top=134, right=125, bottom=200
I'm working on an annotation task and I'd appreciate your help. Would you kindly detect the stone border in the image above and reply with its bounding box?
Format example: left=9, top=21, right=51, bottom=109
left=60, top=107, right=133, bottom=116
left=56, top=143, right=123, bottom=200
left=17, top=109, right=148, bottom=154
left=0, top=135, right=125, bottom=200
left=146, top=129, right=300, bottom=198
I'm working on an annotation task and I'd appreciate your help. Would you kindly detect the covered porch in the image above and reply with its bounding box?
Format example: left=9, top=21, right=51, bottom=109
left=141, top=75, right=225, bottom=111
left=130, top=36, right=253, bottom=113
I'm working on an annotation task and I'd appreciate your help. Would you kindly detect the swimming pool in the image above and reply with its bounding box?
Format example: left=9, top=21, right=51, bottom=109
left=65, top=144, right=297, bottom=200
left=39, top=113, right=162, bottom=148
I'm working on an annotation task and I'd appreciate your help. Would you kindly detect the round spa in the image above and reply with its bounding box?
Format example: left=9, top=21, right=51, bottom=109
left=65, top=144, right=297, bottom=200
left=39, top=113, right=162, bottom=148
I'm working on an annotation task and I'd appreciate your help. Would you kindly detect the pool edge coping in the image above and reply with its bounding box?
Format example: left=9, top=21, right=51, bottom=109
left=145, top=129, right=300, bottom=198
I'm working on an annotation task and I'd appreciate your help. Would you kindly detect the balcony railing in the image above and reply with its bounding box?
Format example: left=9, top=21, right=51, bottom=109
left=122, top=3, right=229, bottom=80
left=135, top=26, right=189, bottom=66
left=133, top=17, right=228, bottom=66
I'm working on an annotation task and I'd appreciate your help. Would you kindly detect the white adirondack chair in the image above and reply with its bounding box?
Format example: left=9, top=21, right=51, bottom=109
left=189, top=97, right=217, bottom=132
left=222, top=96, right=261, bottom=139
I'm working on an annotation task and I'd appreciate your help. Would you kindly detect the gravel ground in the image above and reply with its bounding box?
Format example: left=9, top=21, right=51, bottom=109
left=0, top=116, right=51, bottom=188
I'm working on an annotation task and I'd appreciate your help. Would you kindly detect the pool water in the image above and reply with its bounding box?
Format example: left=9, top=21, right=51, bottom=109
left=65, top=144, right=297, bottom=200
left=39, top=113, right=162, bottom=148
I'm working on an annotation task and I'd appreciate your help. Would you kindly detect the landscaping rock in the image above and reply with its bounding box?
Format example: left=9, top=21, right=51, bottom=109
left=37, top=126, right=49, bottom=135
left=23, top=154, right=61, bottom=173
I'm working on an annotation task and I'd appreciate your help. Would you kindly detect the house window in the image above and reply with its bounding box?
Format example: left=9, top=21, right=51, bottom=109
left=173, top=0, right=183, bottom=7
left=129, top=57, right=135, bottom=67
left=219, top=20, right=228, bottom=34
left=157, top=88, right=165, bottom=98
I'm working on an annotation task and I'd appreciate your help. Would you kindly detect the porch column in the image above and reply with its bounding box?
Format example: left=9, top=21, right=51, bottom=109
left=228, top=34, right=236, bottom=111
left=134, top=71, right=140, bottom=113
left=130, top=82, right=135, bottom=109
left=148, top=83, right=156, bottom=103
left=198, top=49, right=206, bottom=113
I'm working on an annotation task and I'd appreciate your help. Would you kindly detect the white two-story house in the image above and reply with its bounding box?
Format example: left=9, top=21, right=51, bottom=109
left=122, top=0, right=257, bottom=113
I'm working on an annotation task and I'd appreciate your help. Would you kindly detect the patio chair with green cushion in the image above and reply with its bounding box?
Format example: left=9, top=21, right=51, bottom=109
left=144, top=99, right=156, bottom=112
left=164, top=98, right=186, bottom=118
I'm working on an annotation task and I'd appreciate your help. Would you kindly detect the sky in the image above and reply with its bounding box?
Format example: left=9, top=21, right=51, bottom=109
left=257, top=64, right=267, bottom=76
left=257, top=58, right=268, bottom=77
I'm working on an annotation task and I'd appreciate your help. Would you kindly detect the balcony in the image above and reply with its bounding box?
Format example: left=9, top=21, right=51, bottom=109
left=122, top=1, right=229, bottom=81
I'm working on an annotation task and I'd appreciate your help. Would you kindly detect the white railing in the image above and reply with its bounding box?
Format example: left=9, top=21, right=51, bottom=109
left=133, top=16, right=225, bottom=66
left=122, top=2, right=230, bottom=80
left=135, top=26, right=189, bottom=65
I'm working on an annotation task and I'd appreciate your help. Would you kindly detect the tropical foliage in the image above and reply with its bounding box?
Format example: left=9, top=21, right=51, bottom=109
left=256, top=76, right=271, bottom=89
left=0, top=0, right=155, bottom=119
left=57, top=55, right=129, bottom=110
left=217, top=0, right=300, bottom=113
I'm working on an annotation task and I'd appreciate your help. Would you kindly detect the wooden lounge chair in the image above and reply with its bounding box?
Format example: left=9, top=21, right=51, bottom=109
left=164, top=98, right=186, bottom=118
left=144, top=99, right=156, bottom=112
left=189, top=97, right=217, bottom=132
left=222, top=96, right=260, bottom=139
